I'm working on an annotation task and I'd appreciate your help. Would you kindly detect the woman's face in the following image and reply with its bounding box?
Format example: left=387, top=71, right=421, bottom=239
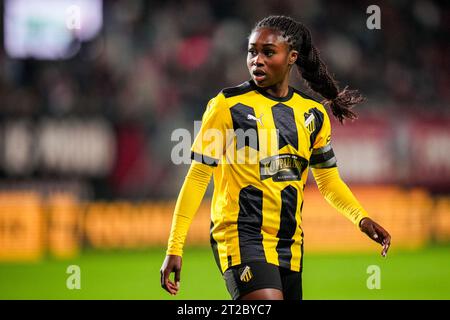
left=247, top=28, right=298, bottom=87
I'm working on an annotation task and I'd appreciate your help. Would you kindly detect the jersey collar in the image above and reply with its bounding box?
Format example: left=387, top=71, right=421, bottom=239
left=249, top=80, right=294, bottom=102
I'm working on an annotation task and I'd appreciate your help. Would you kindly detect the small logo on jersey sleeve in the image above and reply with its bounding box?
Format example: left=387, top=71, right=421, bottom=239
left=304, top=112, right=315, bottom=133
left=239, top=265, right=253, bottom=282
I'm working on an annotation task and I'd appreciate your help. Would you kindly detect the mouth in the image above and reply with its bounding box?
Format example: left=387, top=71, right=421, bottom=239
left=252, top=69, right=266, bottom=82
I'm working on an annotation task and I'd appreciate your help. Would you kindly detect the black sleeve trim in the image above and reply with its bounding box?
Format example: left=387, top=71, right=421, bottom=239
left=310, top=149, right=335, bottom=165
left=191, top=151, right=219, bottom=167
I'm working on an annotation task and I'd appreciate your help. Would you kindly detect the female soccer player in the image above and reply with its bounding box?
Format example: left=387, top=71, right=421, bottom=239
left=160, top=15, right=391, bottom=300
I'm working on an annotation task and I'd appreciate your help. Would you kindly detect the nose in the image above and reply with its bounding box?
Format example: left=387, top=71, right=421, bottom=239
left=252, top=53, right=264, bottom=67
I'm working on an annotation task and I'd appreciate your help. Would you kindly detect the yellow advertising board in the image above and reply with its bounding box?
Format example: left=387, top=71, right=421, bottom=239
left=0, top=187, right=449, bottom=261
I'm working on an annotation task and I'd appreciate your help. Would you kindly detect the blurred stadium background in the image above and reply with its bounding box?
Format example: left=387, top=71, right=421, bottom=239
left=0, top=0, right=449, bottom=299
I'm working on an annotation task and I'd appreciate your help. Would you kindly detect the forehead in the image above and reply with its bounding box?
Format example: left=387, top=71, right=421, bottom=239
left=248, top=27, right=287, bottom=47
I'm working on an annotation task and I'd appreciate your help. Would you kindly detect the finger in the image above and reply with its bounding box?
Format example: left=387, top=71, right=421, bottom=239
left=166, top=281, right=179, bottom=295
left=160, top=269, right=166, bottom=288
left=162, top=270, right=177, bottom=294
left=165, top=268, right=180, bottom=295
left=166, top=280, right=178, bottom=295
left=381, top=242, right=390, bottom=257
left=382, top=237, right=391, bottom=257
left=377, top=228, right=390, bottom=245
left=175, top=269, right=181, bottom=290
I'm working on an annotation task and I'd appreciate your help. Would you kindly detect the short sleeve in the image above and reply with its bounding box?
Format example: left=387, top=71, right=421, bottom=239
left=310, top=108, right=337, bottom=168
left=191, top=93, right=229, bottom=166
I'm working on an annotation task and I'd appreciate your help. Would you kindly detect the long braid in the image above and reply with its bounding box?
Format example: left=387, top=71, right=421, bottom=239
left=254, top=16, right=364, bottom=124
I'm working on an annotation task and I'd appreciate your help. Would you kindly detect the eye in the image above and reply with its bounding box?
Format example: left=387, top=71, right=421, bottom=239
left=248, top=48, right=257, bottom=56
left=264, top=50, right=274, bottom=57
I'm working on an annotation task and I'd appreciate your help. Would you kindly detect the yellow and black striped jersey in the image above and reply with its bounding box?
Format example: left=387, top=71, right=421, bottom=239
left=191, top=80, right=337, bottom=273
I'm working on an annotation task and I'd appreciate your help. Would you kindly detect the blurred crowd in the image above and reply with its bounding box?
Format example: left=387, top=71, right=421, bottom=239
left=0, top=0, right=448, bottom=199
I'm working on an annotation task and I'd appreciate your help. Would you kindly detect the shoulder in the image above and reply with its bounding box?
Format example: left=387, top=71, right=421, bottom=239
left=292, top=87, right=322, bottom=104
left=205, top=81, right=255, bottom=113
left=291, top=87, right=319, bottom=102
left=203, top=89, right=230, bottom=116
left=292, top=87, right=328, bottom=114
left=221, top=81, right=254, bottom=98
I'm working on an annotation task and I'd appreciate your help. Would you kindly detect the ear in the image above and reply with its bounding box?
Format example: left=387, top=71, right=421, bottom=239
left=288, top=50, right=298, bottom=66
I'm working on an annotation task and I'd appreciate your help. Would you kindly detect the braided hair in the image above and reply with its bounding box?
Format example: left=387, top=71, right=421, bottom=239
left=254, top=15, right=364, bottom=124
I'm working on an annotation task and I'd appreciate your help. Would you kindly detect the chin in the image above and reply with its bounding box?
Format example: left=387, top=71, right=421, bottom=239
left=252, top=78, right=269, bottom=87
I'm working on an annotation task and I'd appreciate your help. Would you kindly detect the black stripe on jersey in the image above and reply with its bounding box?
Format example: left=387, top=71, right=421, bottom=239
left=191, top=151, right=219, bottom=167
left=308, top=108, right=325, bottom=151
left=230, top=103, right=259, bottom=151
left=237, top=185, right=265, bottom=263
left=222, top=81, right=254, bottom=98
left=210, top=221, right=223, bottom=273
left=272, top=103, right=298, bottom=150
left=276, top=185, right=298, bottom=270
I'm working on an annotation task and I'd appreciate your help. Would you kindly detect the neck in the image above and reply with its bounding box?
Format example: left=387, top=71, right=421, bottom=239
left=265, top=77, right=290, bottom=98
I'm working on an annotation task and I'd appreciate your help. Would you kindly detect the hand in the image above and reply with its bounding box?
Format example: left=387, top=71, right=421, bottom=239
left=160, top=255, right=182, bottom=295
left=359, top=217, right=391, bottom=257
